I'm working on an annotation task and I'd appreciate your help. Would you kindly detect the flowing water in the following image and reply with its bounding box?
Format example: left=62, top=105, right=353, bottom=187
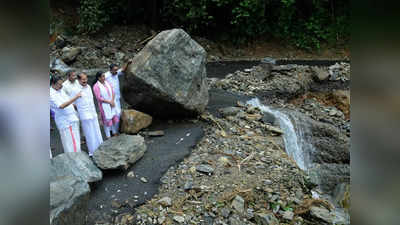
left=247, top=98, right=312, bottom=171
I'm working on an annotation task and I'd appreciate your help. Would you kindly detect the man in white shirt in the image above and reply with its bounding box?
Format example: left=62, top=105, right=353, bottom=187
left=71, top=73, right=103, bottom=156
left=104, top=60, right=132, bottom=136
left=50, top=76, right=82, bottom=153
left=62, top=70, right=81, bottom=98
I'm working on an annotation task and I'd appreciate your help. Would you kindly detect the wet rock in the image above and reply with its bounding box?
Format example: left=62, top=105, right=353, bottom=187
left=55, top=35, right=67, bottom=49
left=120, top=109, right=153, bottom=134
left=123, top=28, right=209, bottom=118
left=50, top=176, right=90, bottom=225
left=284, top=110, right=350, bottom=165
left=261, top=111, right=276, bottom=125
left=332, top=183, right=351, bottom=209
left=93, top=134, right=147, bottom=170
left=196, top=164, right=214, bottom=174
left=231, top=195, right=245, bottom=214
left=61, top=47, right=81, bottom=64
left=157, top=197, right=172, bottom=207
left=308, top=163, right=350, bottom=193
left=255, top=213, right=279, bottom=225
left=51, top=152, right=102, bottom=183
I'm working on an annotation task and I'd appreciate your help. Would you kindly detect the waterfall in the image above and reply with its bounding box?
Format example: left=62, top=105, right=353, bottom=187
left=247, top=98, right=311, bottom=170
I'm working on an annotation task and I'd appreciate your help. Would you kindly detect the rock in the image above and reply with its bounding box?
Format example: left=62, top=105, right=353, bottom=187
left=255, top=213, right=279, bottom=225
left=196, top=164, right=214, bottom=174
left=141, top=130, right=165, bottom=137
left=332, top=183, right=351, bottom=209
left=218, top=156, right=230, bottom=166
left=55, top=35, right=67, bottom=49
left=111, top=199, right=123, bottom=209
left=281, top=210, right=294, bottom=220
left=220, top=208, right=231, bottom=218
left=331, top=90, right=350, bottom=118
left=173, top=215, right=185, bottom=223
left=123, top=28, right=209, bottom=117
left=310, top=206, right=335, bottom=224
left=102, top=47, right=115, bottom=57
left=229, top=216, right=242, bottom=225
left=50, top=152, right=102, bottom=183
left=184, top=180, right=193, bottom=191
left=158, top=215, right=166, bottom=224
left=140, top=177, right=148, bottom=183
left=50, top=176, right=90, bottom=225
left=312, top=67, right=329, bottom=82
left=120, top=109, right=153, bottom=134
left=284, top=110, right=350, bottom=165
left=127, top=171, right=135, bottom=178
left=231, top=195, right=245, bottom=214
left=157, top=197, right=172, bottom=207
left=61, top=47, right=81, bottom=64
left=93, top=134, right=147, bottom=170
left=308, top=163, right=350, bottom=193
left=219, top=107, right=241, bottom=117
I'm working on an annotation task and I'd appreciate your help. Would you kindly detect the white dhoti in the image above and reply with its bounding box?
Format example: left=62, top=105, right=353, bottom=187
left=81, top=118, right=103, bottom=156
left=59, top=121, right=81, bottom=153
left=112, top=97, right=121, bottom=134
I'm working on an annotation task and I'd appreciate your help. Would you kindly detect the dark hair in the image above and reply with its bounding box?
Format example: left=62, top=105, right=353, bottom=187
left=93, top=71, right=104, bottom=86
left=95, top=71, right=103, bottom=81
left=50, top=75, right=62, bottom=85
left=109, top=63, right=118, bottom=70
left=66, top=70, right=75, bottom=78
left=77, top=72, right=87, bottom=80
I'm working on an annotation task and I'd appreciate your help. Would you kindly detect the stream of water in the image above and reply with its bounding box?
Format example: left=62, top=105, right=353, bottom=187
left=247, top=98, right=312, bottom=171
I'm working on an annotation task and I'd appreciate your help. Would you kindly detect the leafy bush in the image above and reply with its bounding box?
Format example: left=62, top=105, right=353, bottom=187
left=77, top=0, right=109, bottom=34
left=75, top=0, right=349, bottom=49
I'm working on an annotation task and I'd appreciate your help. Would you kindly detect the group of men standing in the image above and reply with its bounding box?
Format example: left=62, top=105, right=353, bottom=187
left=50, top=60, right=132, bottom=157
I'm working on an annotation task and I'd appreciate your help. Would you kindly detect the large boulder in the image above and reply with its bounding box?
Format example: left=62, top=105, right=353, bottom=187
left=61, top=47, right=82, bottom=64
left=122, top=28, right=209, bottom=118
left=93, top=134, right=147, bottom=170
left=50, top=176, right=90, bottom=225
left=120, top=109, right=153, bottom=134
left=50, top=152, right=102, bottom=183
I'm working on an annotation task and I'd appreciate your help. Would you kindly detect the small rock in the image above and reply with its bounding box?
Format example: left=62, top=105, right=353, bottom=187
left=281, top=210, right=294, bottom=220
left=255, top=213, right=279, bottom=225
left=157, top=197, right=172, bottom=207
left=219, top=107, right=241, bottom=117
left=184, top=180, right=193, bottom=191
left=158, top=215, right=166, bottom=224
left=312, top=67, right=329, bottom=82
left=218, top=157, right=230, bottom=166
left=140, top=177, right=148, bottom=183
left=231, top=195, right=245, bottom=214
left=127, top=171, right=135, bottom=178
left=220, top=208, right=231, bottom=218
left=310, top=206, right=335, bottom=224
left=173, top=215, right=185, bottom=223
left=111, top=199, right=122, bottom=209
left=196, top=164, right=214, bottom=174
left=61, top=47, right=81, bottom=64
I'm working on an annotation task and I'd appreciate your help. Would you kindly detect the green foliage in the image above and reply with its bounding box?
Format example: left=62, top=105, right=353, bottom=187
left=75, top=0, right=349, bottom=49
left=77, top=0, right=109, bottom=34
